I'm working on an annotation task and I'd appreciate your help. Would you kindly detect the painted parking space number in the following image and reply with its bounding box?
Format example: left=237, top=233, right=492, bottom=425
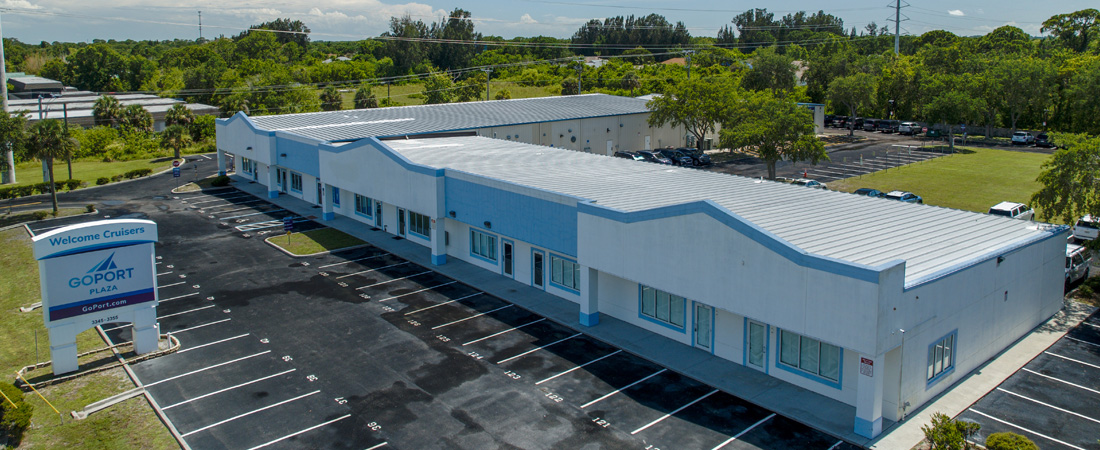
left=335, top=397, right=347, bottom=405
left=407, top=319, right=421, bottom=327
left=307, top=374, right=318, bottom=382
left=592, top=417, right=610, bottom=428
left=503, top=370, right=520, bottom=380
left=367, top=422, right=381, bottom=431
left=468, top=351, right=485, bottom=360
left=435, top=335, right=450, bottom=342
left=282, top=355, right=293, bottom=362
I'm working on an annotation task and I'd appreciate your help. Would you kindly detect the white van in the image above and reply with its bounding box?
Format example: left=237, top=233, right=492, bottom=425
left=1073, top=215, right=1098, bottom=242
left=988, top=202, right=1034, bottom=221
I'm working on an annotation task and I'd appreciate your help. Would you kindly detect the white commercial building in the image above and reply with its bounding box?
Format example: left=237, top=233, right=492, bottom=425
left=215, top=95, right=1067, bottom=440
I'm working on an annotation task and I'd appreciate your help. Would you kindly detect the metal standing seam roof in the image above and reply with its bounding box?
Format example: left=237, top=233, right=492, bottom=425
left=247, top=94, right=654, bottom=143
left=383, top=136, right=1057, bottom=286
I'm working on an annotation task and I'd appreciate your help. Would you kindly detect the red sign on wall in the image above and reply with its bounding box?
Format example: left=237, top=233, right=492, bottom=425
left=860, top=357, right=874, bottom=377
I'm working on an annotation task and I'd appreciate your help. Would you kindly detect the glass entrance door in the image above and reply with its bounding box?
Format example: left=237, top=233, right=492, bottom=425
left=694, top=304, right=712, bottom=351
left=375, top=201, right=382, bottom=228
left=747, top=320, right=766, bottom=370
left=397, top=208, right=406, bottom=236
left=502, top=241, right=514, bottom=278
left=532, top=250, right=545, bottom=289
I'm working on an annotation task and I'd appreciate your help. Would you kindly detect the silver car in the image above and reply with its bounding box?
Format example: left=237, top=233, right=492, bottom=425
left=1066, top=244, right=1092, bottom=286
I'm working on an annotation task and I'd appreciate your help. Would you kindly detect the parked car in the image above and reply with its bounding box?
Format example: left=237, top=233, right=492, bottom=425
left=791, top=179, right=827, bottom=189
left=862, top=119, right=880, bottom=132
left=1011, top=131, right=1035, bottom=145
left=637, top=150, right=674, bottom=165
left=885, top=190, right=923, bottom=203
left=613, top=151, right=645, bottom=161
left=657, top=148, right=694, bottom=166
left=898, top=122, right=920, bottom=135
left=851, top=117, right=865, bottom=129
left=880, top=120, right=900, bottom=133
left=1073, top=215, right=1098, bottom=243
left=1066, top=244, right=1092, bottom=287
left=676, top=147, right=712, bottom=166
left=824, top=115, right=836, bottom=127
left=834, top=116, right=849, bottom=128
left=1034, top=133, right=1054, bottom=148
left=853, top=188, right=886, bottom=198
left=987, top=201, right=1034, bottom=220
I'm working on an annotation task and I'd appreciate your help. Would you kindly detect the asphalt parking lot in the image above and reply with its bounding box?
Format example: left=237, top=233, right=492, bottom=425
left=26, top=187, right=862, bottom=449
left=957, top=311, right=1100, bottom=450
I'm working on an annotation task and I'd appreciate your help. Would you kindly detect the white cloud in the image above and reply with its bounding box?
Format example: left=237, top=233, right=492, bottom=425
left=519, top=13, right=537, bottom=24
left=948, top=10, right=965, bottom=16
left=0, top=0, right=43, bottom=9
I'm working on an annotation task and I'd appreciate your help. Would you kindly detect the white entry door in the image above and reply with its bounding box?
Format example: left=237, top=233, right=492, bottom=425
left=747, top=320, right=766, bottom=370
left=606, top=140, right=614, bottom=155
left=644, top=135, right=652, bottom=150
left=694, top=303, right=712, bottom=351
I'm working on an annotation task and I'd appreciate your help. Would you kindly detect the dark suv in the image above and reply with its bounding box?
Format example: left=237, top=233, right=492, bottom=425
left=637, top=150, right=674, bottom=165
left=658, top=148, right=694, bottom=166
left=676, top=147, right=712, bottom=166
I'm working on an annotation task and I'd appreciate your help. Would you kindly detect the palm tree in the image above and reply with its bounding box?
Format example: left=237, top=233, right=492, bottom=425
left=161, top=125, right=193, bottom=160
left=92, top=95, right=123, bottom=128
left=320, top=86, right=343, bottom=111
left=165, top=103, right=195, bottom=127
left=622, top=72, right=641, bottom=97
left=120, top=104, right=153, bottom=133
left=28, top=120, right=75, bottom=214
left=353, top=86, right=378, bottom=109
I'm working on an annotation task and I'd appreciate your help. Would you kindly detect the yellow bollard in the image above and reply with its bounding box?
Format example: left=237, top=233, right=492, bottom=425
left=0, top=387, right=18, bottom=408
left=16, top=372, right=62, bottom=419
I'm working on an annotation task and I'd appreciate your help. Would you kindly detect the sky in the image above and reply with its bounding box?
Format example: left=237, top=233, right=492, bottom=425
left=0, top=0, right=1095, bottom=44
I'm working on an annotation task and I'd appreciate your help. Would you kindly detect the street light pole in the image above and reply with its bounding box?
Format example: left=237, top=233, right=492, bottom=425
left=0, top=10, right=14, bottom=185
left=482, top=68, right=492, bottom=101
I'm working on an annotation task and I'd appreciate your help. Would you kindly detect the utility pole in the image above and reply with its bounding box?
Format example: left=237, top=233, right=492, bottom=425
left=576, top=64, right=582, bottom=95
left=198, top=11, right=203, bottom=41
left=888, top=0, right=908, bottom=55
left=0, top=10, right=14, bottom=185
left=684, top=50, right=694, bottom=79
left=482, top=68, right=492, bottom=101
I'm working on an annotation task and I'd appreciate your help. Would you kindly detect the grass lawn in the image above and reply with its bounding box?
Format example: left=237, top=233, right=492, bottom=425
left=0, top=228, right=176, bottom=449
left=10, top=157, right=174, bottom=189
left=826, top=147, right=1056, bottom=221
left=266, top=227, right=366, bottom=255
left=173, top=175, right=229, bottom=193
left=0, top=207, right=88, bottom=228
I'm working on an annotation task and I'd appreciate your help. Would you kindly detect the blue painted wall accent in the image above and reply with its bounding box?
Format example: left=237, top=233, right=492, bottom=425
left=446, top=177, right=578, bottom=257
left=854, top=416, right=881, bottom=439
left=268, top=191, right=279, bottom=199
left=580, top=199, right=893, bottom=284
left=274, top=134, right=322, bottom=178
left=322, top=212, right=335, bottom=221
left=431, top=254, right=447, bottom=265
left=580, top=312, right=600, bottom=326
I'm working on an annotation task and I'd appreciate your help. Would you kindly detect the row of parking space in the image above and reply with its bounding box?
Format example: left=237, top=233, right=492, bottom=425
left=804, top=146, right=949, bottom=183
left=958, top=313, right=1100, bottom=450
left=180, top=191, right=326, bottom=235
left=313, top=244, right=859, bottom=450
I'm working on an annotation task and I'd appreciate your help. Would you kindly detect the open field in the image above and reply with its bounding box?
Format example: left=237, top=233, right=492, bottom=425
left=0, top=227, right=175, bottom=450
left=10, top=158, right=174, bottom=189
left=826, top=147, right=1056, bottom=221
left=339, top=81, right=560, bottom=108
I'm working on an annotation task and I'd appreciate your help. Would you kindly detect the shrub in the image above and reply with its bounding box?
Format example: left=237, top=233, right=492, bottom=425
left=85, top=204, right=96, bottom=213
left=1077, top=285, right=1095, bottom=299
left=921, top=412, right=980, bottom=450
left=985, top=432, right=1038, bottom=450
left=65, top=179, right=83, bottom=191
left=111, top=174, right=124, bottom=182
left=96, top=177, right=110, bottom=185
left=0, top=187, right=11, bottom=200
left=122, top=168, right=153, bottom=179
left=32, top=210, right=48, bottom=220
left=0, top=382, right=34, bottom=446
left=32, top=182, right=51, bottom=194
left=210, top=175, right=231, bottom=187
left=495, top=89, right=512, bottom=100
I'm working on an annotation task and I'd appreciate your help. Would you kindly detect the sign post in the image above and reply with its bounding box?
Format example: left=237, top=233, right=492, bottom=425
left=283, top=216, right=293, bottom=244
left=32, top=219, right=159, bottom=375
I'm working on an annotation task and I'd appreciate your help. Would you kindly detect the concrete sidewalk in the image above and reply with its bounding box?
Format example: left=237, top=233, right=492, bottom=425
left=227, top=179, right=1093, bottom=449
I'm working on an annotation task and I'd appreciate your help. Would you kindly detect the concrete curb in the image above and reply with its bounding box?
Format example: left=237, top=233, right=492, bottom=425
left=1, top=152, right=214, bottom=203
left=72, top=387, right=145, bottom=420
left=0, top=209, right=98, bottom=235
left=262, top=231, right=372, bottom=258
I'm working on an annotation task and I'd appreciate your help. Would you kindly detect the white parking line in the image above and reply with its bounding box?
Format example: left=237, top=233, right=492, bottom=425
left=245, top=414, right=352, bottom=450
left=335, top=262, right=410, bottom=279
left=318, top=253, right=390, bottom=268
left=432, top=305, right=514, bottom=330
left=364, top=443, right=389, bottom=450
left=356, top=271, right=433, bottom=289
left=160, top=292, right=200, bottom=303
left=997, top=388, right=1100, bottom=425
left=201, top=154, right=211, bottom=160
left=1022, top=368, right=1100, bottom=396
left=220, top=209, right=285, bottom=220
left=181, top=390, right=321, bottom=437
left=203, top=205, right=258, bottom=215
left=1045, top=351, right=1100, bottom=370
left=462, top=318, right=546, bottom=346
left=827, top=440, right=845, bottom=450
left=170, top=318, right=231, bottom=334
left=1065, top=335, right=1100, bottom=348
left=1083, top=322, right=1099, bottom=331
left=162, top=369, right=297, bottom=410
left=711, top=413, right=776, bottom=450
left=159, top=305, right=216, bottom=320
left=581, top=369, right=667, bottom=409
left=405, top=292, right=484, bottom=315
left=496, top=332, right=581, bottom=364
left=536, top=350, right=622, bottom=385
left=969, top=409, right=1085, bottom=450
left=157, top=271, right=174, bottom=276
left=145, top=351, right=271, bottom=387
left=202, top=201, right=266, bottom=212
left=377, top=281, right=458, bottom=302
left=631, top=389, right=719, bottom=435
left=235, top=218, right=308, bottom=232
left=159, top=281, right=186, bottom=289
left=188, top=195, right=252, bottom=205
left=177, top=333, right=250, bottom=354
